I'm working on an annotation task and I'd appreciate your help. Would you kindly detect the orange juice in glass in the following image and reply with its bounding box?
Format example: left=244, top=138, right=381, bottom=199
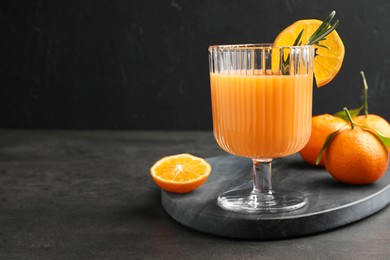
left=209, top=44, right=315, bottom=213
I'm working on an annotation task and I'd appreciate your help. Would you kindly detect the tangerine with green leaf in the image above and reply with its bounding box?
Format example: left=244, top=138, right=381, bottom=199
left=354, top=114, right=390, bottom=150
left=334, top=71, right=390, bottom=152
left=324, top=108, right=389, bottom=185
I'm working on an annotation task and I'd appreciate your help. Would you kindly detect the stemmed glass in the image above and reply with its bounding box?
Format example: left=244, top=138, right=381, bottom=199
left=209, top=44, right=315, bottom=213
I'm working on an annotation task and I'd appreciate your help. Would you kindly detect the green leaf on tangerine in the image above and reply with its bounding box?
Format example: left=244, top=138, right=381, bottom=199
left=356, top=124, right=390, bottom=148
left=315, top=128, right=342, bottom=165
left=334, top=106, right=363, bottom=121
left=377, top=133, right=390, bottom=148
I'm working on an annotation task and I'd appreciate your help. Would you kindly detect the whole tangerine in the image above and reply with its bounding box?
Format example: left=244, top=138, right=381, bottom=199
left=325, top=126, right=389, bottom=185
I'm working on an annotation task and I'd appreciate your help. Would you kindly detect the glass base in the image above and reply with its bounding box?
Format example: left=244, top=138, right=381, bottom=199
left=218, top=188, right=307, bottom=213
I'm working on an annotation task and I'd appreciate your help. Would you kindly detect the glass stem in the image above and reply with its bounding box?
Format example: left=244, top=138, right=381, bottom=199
left=252, top=159, right=273, bottom=194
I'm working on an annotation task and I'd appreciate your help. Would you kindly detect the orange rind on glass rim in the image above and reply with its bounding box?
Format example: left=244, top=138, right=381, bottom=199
left=274, top=13, right=345, bottom=87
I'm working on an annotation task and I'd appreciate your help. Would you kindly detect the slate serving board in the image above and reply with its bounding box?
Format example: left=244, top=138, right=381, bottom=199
left=161, top=154, right=390, bottom=239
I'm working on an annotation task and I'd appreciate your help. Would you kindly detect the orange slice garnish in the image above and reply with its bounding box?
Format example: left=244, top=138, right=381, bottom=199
left=274, top=19, right=345, bottom=87
left=150, top=154, right=211, bottom=193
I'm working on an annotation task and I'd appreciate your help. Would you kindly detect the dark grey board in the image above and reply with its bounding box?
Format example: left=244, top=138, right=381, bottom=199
left=161, top=154, right=390, bottom=239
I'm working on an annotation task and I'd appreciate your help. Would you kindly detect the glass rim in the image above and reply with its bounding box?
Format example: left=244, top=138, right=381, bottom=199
left=208, top=43, right=314, bottom=51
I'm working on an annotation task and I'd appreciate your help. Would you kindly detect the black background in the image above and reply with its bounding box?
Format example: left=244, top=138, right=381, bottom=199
left=1, top=0, right=390, bottom=130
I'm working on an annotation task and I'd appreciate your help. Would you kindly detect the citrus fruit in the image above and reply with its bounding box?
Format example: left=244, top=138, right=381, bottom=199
left=351, top=71, right=390, bottom=152
left=325, top=126, right=389, bottom=185
left=274, top=19, right=345, bottom=87
left=150, top=153, right=211, bottom=193
left=299, top=114, right=346, bottom=166
left=354, top=114, right=390, bottom=152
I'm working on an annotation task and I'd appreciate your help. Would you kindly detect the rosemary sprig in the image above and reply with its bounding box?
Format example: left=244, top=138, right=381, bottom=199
left=306, top=11, right=339, bottom=48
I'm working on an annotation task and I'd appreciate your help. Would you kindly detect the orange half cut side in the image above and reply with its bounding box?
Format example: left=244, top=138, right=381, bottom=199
left=150, top=153, right=212, bottom=193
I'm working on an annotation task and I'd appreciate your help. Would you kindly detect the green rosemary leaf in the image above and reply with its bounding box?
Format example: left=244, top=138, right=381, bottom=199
left=314, top=43, right=330, bottom=50
left=326, top=10, right=336, bottom=21
left=307, top=20, right=339, bottom=45
left=293, top=29, right=304, bottom=46
left=309, top=21, right=329, bottom=41
left=306, top=11, right=335, bottom=43
left=320, top=10, right=335, bottom=27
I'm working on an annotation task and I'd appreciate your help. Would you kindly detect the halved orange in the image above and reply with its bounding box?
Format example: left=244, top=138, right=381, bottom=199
left=274, top=19, right=345, bottom=87
left=150, top=153, right=212, bottom=193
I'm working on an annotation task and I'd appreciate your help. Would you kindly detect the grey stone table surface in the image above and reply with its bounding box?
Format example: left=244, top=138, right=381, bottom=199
left=0, top=130, right=390, bottom=259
